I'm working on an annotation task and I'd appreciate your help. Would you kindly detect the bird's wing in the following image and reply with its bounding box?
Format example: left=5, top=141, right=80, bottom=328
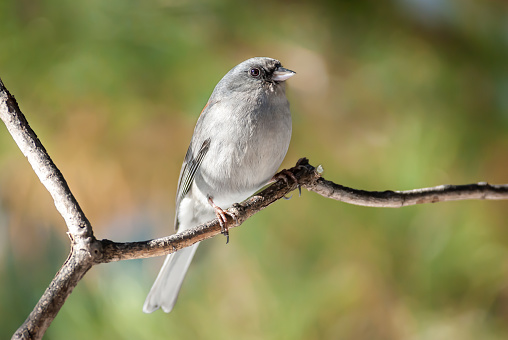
left=174, top=138, right=211, bottom=230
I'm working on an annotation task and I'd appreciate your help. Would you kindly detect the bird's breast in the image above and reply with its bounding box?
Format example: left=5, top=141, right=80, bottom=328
left=194, top=97, right=291, bottom=208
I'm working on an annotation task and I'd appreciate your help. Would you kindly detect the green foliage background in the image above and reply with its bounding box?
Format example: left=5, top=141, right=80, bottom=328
left=1, top=0, right=507, bottom=339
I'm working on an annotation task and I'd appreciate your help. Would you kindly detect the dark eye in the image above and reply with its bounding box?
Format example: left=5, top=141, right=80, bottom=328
left=249, top=67, right=261, bottom=77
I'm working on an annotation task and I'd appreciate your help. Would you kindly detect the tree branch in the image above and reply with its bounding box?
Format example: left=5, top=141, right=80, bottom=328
left=0, top=79, right=100, bottom=340
left=1, top=77, right=507, bottom=340
left=305, top=173, right=508, bottom=207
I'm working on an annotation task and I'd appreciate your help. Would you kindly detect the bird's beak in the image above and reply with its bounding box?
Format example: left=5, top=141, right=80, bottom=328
left=272, top=67, right=296, bottom=82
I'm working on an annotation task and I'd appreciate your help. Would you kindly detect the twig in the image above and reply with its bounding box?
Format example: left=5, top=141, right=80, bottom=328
left=304, top=174, right=508, bottom=207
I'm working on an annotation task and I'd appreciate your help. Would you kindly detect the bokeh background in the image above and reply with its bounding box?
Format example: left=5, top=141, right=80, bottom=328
left=1, top=0, right=508, bottom=339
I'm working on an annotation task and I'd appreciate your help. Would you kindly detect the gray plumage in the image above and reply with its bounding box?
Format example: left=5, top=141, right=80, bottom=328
left=143, top=57, right=294, bottom=313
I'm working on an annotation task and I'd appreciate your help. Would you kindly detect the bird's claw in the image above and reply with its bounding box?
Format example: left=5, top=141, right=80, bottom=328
left=272, top=167, right=302, bottom=197
left=208, top=197, right=236, bottom=244
left=272, top=168, right=298, bottom=185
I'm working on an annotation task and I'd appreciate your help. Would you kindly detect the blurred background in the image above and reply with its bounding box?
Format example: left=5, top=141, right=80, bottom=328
left=1, top=0, right=508, bottom=339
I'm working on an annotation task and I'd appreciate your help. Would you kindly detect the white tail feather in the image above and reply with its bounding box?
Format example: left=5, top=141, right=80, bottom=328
left=143, top=242, right=200, bottom=313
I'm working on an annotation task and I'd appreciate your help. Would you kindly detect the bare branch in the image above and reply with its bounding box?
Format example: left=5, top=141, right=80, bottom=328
left=0, top=78, right=94, bottom=239
left=13, top=253, right=93, bottom=340
left=98, top=169, right=304, bottom=263
left=304, top=174, right=508, bottom=207
left=97, top=159, right=508, bottom=264
left=1, top=76, right=507, bottom=340
left=1, top=78, right=99, bottom=340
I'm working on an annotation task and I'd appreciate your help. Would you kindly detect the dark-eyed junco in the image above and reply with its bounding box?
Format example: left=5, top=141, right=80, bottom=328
left=143, top=57, right=295, bottom=313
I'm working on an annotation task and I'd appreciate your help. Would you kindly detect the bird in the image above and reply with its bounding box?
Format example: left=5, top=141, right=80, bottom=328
left=143, top=57, right=295, bottom=313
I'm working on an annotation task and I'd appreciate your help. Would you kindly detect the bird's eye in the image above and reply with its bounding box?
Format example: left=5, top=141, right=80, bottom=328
left=249, top=67, right=261, bottom=77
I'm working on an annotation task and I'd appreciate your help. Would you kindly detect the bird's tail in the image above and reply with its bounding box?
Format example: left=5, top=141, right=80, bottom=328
left=143, top=242, right=200, bottom=313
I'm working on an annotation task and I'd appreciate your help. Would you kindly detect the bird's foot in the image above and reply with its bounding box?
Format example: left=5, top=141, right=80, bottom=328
left=208, top=197, right=236, bottom=244
left=273, top=168, right=298, bottom=186
left=272, top=159, right=307, bottom=197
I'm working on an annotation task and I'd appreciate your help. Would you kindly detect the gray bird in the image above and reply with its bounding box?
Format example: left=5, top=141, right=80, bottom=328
left=143, top=57, right=295, bottom=313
